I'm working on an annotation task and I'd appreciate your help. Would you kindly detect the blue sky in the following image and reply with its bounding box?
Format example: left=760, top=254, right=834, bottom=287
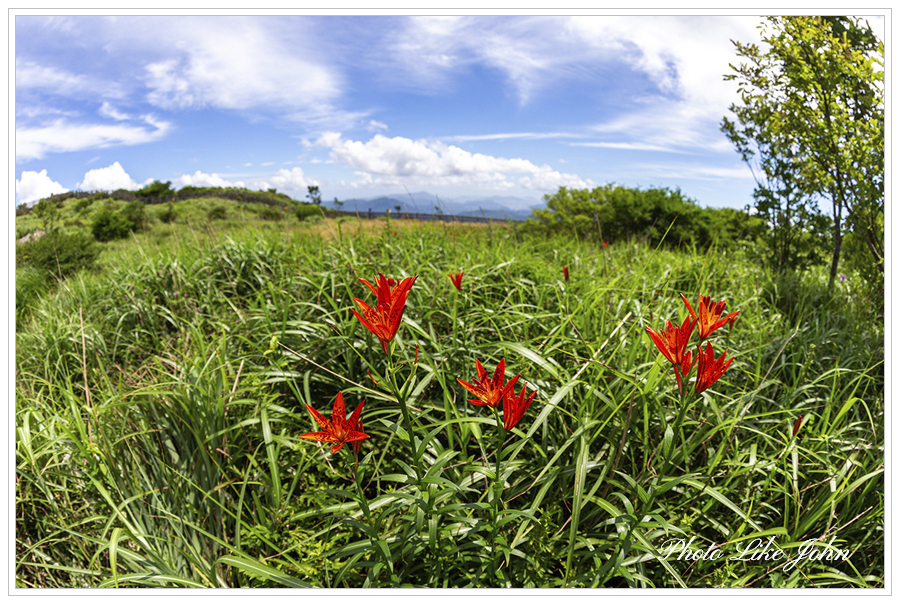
left=14, top=13, right=885, bottom=210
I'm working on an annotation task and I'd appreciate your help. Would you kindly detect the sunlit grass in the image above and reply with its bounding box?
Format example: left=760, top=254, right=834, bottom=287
left=15, top=212, right=883, bottom=588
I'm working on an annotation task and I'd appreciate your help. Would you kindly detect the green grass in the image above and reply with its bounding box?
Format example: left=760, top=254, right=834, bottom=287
left=15, top=206, right=884, bottom=589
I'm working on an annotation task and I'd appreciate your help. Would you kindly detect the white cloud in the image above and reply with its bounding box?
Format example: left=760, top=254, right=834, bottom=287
left=315, top=132, right=593, bottom=192
left=176, top=171, right=244, bottom=189
left=16, top=115, right=171, bottom=161
left=15, top=59, right=125, bottom=99
left=78, top=162, right=149, bottom=191
left=255, top=167, right=317, bottom=193
left=143, top=18, right=340, bottom=115
left=16, top=169, right=68, bottom=205
left=367, top=120, right=389, bottom=132
left=447, top=132, right=577, bottom=142
left=98, top=102, right=132, bottom=121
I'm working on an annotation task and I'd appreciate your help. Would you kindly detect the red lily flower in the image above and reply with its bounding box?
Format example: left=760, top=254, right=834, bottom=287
left=681, top=293, right=740, bottom=340
left=673, top=348, right=694, bottom=394
left=449, top=271, right=464, bottom=291
left=503, top=383, right=537, bottom=431
left=350, top=417, right=365, bottom=457
left=563, top=266, right=569, bottom=281
left=603, top=242, right=609, bottom=247
left=298, top=392, right=369, bottom=453
left=457, top=358, right=520, bottom=408
left=694, top=342, right=734, bottom=394
left=351, top=273, right=417, bottom=355
left=646, top=315, right=696, bottom=366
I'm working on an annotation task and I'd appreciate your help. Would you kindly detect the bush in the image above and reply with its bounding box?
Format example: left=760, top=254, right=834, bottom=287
left=122, top=201, right=147, bottom=232
left=92, top=206, right=132, bottom=241
left=135, top=180, right=174, bottom=198
left=17, top=230, right=99, bottom=278
left=74, top=198, right=95, bottom=212
left=258, top=206, right=284, bottom=221
left=157, top=203, right=177, bottom=224
left=207, top=205, right=227, bottom=220
left=295, top=203, right=322, bottom=222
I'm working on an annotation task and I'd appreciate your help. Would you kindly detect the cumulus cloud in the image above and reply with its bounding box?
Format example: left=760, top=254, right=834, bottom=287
left=176, top=171, right=244, bottom=189
left=16, top=114, right=171, bottom=161
left=78, top=162, right=149, bottom=191
left=16, top=169, right=68, bottom=205
left=257, top=167, right=316, bottom=193
left=315, top=132, right=593, bottom=191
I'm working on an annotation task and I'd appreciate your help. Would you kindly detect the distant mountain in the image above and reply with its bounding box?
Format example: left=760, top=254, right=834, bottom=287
left=332, top=191, right=543, bottom=221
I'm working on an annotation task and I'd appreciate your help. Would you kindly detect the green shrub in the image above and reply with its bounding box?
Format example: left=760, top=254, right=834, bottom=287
left=17, top=230, right=99, bottom=278
left=122, top=201, right=147, bottom=232
left=75, top=198, right=95, bottom=212
left=258, top=205, right=284, bottom=221
left=295, top=203, right=321, bottom=222
left=135, top=180, right=174, bottom=198
left=207, top=205, right=227, bottom=220
left=157, top=203, right=177, bottom=224
left=91, top=206, right=132, bottom=241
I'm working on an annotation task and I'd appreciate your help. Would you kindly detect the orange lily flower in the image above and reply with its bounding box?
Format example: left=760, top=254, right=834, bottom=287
left=694, top=342, right=734, bottom=394
left=449, top=271, right=464, bottom=291
left=350, top=417, right=365, bottom=457
left=673, top=348, right=694, bottom=394
left=646, top=315, right=696, bottom=367
left=351, top=273, right=417, bottom=355
left=298, top=392, right=369, bottom=453
left=503, top=383, right=537, bottom=431
left=457, top=358, right=520, bottom=408
left=681, top=293, right=739, bottom=340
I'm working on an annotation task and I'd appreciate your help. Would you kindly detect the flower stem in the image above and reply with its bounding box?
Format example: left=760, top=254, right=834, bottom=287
left=488, top=406, right=505, bottom=585
left=388, top=354, right=424, bottom=483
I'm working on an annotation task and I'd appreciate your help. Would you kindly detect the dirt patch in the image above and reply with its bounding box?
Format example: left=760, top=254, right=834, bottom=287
left=17, top=229, right=45, bottom=244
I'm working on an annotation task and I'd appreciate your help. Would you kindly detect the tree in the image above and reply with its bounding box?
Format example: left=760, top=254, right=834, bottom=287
left=33, top=198, right=60, bottom=233
left=722, top=16, right=884, bottom=296
left=306, top=185, right=322, bottom=206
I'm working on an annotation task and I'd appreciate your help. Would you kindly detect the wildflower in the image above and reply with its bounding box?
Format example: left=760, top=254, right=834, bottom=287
left=351, top=273, right=418, bottom=355
left=457, top=358, right=519, bottom=408
left=694, top=343, right=734, bottom=394
left=563, top=266, right=569, bottom=281
left=839, top=274, right=846, bottom=283
left=449, top=271, right=464, bottom=291
left=792, top=415, right=803, bottom=438
left=603, top=242, right=609, bottom=247
left=681, top=293, right=740, bottom=340
left=350, top=417, right=365, bottom=457
left=503, top=383, right=537, bottom=431
left=298, top=392, right=369, bottom=454
left=646, top=315, right=696, bottom=367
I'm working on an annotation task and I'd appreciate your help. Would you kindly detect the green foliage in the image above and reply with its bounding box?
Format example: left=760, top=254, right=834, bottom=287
left=121, top=200, right=148, bottom=232
left=295, top=203, right=322, bottom=221
left=16, top=230, right=99, bottom=278
left=523, top=185, right=762, bottom=250
left=135, top=179, right=174, bottom=197
left=14, top=220, right=883, bottom=589
left=306, top=185, right=322, bottom=205
left=74, top=198, right=95, bottom=212
left=91, top=206, right=133, bottom=241
left=15, top=265, right=51, bottom=325
left=157, top=202, right=177, bottom=224
left=33, top=198, right=60, bottom=233
left=723, top=16, right=884, bottom=293
left=207, top=205, right=227, bottom=220
left=257, top=205, right=285, bottom=221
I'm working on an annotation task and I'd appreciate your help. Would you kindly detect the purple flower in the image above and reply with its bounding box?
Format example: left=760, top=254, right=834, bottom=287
left=839, top=274, right=846, bottom=283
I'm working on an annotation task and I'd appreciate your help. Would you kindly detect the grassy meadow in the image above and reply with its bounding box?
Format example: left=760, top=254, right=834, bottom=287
left=15, top=196, right=884, bottom=588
